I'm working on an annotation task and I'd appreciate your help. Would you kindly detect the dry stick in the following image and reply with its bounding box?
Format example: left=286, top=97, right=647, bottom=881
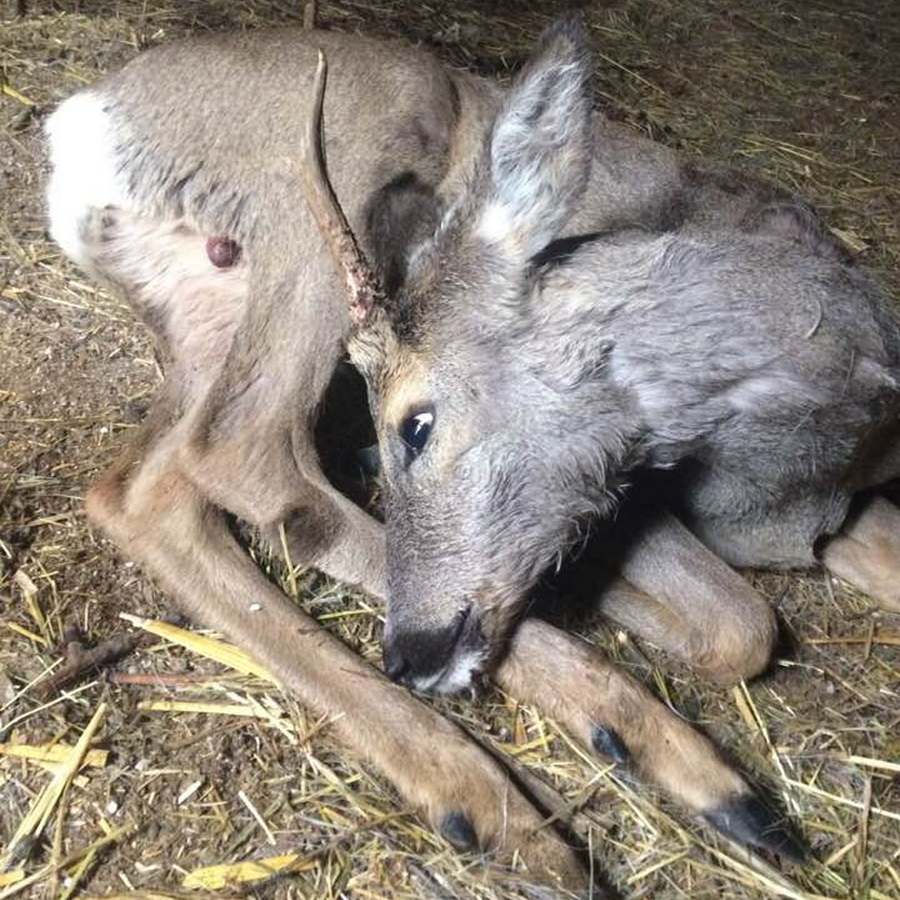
left=108, top=671, right=223, bottom=687
left=231, top=816, right=400, bottom=895
left=0, top=659, right=61, bottom=715
left=1, top=705, right=107, bottom=870
left=0, top=681, right=98, bottom=735
left=0, top=824, right=134, bottom=900
left=856, top=776, right=872, bottom=885
left=48, top=803, right=65, bottom=899
left=167, top=718, right=249, bottom=752
left=805, top=633, right=900, bottom=647
left=184, top=797, right=401, bottom=889
left=38, top=633, right=145, bottom=698
left=58, top=845, right=99, bottom=900
left=120, top=613, right=277, bottom=682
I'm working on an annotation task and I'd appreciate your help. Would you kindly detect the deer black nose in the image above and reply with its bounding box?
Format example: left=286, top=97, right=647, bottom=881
left=383, top=606, right=471, bottom=686
left=383, top=643, right=410, bottom=683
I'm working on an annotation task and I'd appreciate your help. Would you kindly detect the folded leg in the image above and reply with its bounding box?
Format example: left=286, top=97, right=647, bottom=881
left=280, top=485, right=799, bottom=859
left=74, top=175, right=586, bottom=891
left=595, top=509, right=778, bottom=684
left=496, top=620, right=802, bottom=860
left=86, top=418, right=586, bottom=894
left=821, top=496, right=900, bottom=612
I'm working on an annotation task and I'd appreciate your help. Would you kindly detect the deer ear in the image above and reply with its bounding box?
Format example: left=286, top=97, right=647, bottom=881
left=475, top=16, right=593, bottom=260
left=365, top=172, right=442, bottom=295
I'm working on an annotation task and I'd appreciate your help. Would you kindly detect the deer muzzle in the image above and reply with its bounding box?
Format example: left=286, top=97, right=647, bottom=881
left=382, top=602, right=489, bottom=696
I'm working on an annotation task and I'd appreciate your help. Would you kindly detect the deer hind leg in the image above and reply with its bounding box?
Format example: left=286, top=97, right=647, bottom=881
left=821, top=496, right=900, bottom=612
left=85, top=419, right=585, bottom=893
left=496, top=620, right=803, bottom=860
left=595, top=508, right=777, bottom=684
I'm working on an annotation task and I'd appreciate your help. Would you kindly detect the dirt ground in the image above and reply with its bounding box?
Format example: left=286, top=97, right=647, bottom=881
left=1, top=1, right=898, bottom=898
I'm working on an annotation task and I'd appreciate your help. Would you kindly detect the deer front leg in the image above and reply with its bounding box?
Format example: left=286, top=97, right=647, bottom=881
left=86, top=446, right=586, bottom=895
left=274, top=487, right=799, bottom=859
left=595, top=509, right=778, bottom=684
left=496, top=620, right=803, bottom=860
left=820, top=496, right=900, bottom=612
left=270, top=476, right=388, bottom=599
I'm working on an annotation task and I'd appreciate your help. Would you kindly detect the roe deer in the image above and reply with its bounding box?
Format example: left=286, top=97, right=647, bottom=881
left=44, top=15, right=899, bottom=892
left=350, top=20, right=900, bottom=698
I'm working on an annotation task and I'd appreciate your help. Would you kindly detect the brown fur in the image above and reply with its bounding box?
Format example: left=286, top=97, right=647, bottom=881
left=498, top=621, right=749, bottom=813
left=47, top=20, right=877, bottom=884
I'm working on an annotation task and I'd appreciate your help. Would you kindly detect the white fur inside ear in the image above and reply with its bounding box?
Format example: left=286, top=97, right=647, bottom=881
left=45, top=91, right=129, bottom=267
left=474, top=46, right=590, bottom=258
left=475, top=201, right=514, bottom=244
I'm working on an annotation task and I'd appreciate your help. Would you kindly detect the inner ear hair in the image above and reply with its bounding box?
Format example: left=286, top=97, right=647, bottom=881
left=475, top=15, right=594, bottom=260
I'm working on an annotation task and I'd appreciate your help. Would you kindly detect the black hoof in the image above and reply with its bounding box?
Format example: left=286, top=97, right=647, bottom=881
left=591, top=724, right=629, bottom=766
left=440, top=811, right=479, bottom=852
left=704, top=794, right=806, bottom=863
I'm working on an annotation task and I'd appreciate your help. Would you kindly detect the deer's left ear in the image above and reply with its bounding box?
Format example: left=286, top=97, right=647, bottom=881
left=475, top=16, right=593, bottom=261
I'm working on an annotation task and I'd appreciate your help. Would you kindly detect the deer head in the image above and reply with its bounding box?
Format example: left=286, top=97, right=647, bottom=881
left=304, top=18, right=636, bottom=694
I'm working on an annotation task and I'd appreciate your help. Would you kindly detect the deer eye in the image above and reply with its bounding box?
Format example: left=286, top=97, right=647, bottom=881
left=400, top=410, right=434, bottom=458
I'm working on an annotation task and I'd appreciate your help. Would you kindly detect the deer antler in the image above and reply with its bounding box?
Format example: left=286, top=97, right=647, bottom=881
left=299, top=51, right=384, bottom=326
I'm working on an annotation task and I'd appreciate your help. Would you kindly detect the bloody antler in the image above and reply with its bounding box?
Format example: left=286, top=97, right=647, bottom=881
left=299, top=51, right=384, bottom=326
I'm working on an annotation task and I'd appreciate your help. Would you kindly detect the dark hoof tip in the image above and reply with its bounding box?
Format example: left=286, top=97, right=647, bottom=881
left=591, top=724, right=629, bottom=765
left=440, top=811, right=479, bottom=852
left=704, top=794, right=806, bottom=863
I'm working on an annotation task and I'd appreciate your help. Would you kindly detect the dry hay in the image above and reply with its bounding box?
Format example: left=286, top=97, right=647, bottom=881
left=1, top=1, right=898, bottom=898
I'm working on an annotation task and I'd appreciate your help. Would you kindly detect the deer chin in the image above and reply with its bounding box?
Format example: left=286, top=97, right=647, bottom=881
left=407, top=593, right=520, bottom=697
left=410, top=644, right=491, bottom=698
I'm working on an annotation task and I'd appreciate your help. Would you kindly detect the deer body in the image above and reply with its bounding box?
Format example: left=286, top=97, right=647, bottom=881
left=536, top=225, right=900, bottom=568
left=44, top=21, right=898, bottom=893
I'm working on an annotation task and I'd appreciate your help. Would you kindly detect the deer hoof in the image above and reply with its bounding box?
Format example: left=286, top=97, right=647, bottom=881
left=439, top=811, right=479, bottom=851
left=590, top=724, right=630, bottom=765
left=704, top=793, right=806, bottom=862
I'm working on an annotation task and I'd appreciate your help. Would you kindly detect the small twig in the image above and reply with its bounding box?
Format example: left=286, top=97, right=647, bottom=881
left=856, top=775, right=872, bottom=884
left=38, top=633, right=145, bottom=699
left=233, top=815, right=401, bottom=895
left=108, top=671, right=222, bottom=687
left=2, top=705, right=107, bottom=870
left=0, top=823, right=134, bottom=899
left=167, top=719, right=249, bottom=752
left=238, top=790, right=277, bottom=846
left=805, top=633, right=900, bottom=647
left=49, top=803, right=65, bottom=898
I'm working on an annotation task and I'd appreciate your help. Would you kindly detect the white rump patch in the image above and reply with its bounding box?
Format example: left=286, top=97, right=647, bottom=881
left=475, top=201, right=514, bottom=245
left=45, top=91, right=130, bottom=267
